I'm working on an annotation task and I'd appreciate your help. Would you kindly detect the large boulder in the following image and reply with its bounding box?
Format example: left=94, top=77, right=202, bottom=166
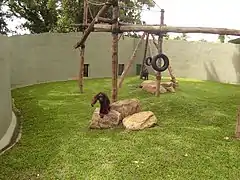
left=89, top=108, right=121, bottom=129
left=122, top=111, right=157, bottom=130
left=140, top=80, right=176, bottom=94
left=140, top=80, right=166, bottom=94
left=111, top=99, right=141, bottom=120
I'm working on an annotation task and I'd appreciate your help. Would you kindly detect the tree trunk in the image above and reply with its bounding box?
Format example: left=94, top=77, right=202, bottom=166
left=155, top=9, right=165, bottom=97
left=111, top=0, right=119, bottom=102
left=78, top=0, right=88, bottom=93
left=235, top=106, right=240, bottom=138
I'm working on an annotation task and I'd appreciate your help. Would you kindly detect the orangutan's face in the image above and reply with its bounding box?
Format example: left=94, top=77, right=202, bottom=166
left=98, top=93, right=104, bottom=102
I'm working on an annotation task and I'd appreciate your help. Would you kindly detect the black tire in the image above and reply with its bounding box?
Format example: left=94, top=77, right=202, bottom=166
left=151, top=53, right=169, bottom=72
left=145, top=56, right=152, bottom=66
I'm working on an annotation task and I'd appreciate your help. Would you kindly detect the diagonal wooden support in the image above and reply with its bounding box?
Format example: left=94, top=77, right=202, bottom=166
left=73, top=2, right=111, bottom=49
left=118, top=33, right=146, bottom=88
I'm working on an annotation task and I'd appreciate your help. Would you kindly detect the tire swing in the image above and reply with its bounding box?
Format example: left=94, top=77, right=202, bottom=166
left=151, top=53, right=169, bottom=72
left=144, top=56, right=152, bottom=66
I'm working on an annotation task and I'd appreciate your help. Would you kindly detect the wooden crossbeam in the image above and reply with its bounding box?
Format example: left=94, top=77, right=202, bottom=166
left=77, top=24, right=240, bottom=36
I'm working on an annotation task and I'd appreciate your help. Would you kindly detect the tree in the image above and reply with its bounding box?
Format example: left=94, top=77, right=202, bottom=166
left=54, top=0, right=83, bottom=33
left=7, top=0, right=61, bottom=33
left=0, top=0, right=10, bottom=35
left=218, top=34, right=225, bottom=43
left=57, top=0, right=155, bottom=33
left=6, top=0, right=155, bottom=34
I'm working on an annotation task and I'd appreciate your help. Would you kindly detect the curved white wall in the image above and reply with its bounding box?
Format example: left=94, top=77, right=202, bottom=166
left=0, top=35, right=15, bottom=151
left=9, top=32, right=137, bottom=88
left=7, top=32, right=240, bottom=88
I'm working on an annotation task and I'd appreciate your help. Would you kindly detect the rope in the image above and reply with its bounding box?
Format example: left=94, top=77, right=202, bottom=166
left=88, top=5, right=94, bottom=20
left=151, top=0, right=162, bottom=10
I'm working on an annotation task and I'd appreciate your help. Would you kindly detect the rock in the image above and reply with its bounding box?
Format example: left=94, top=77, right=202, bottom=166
left=89, top=108, right=121, bottom=129
left=161, top=82, right=176, bottom=93
left=171, top=79, right=179, bottom=88
left=111, top=99, right=141, bottom=120
left=141, top=80, right=155, bottom=87
left=122, top=111, right=157, bottom=130
left=140, top=80, right=167, bottom=94
left=161, top=82, right=172, bottom=87
left=165, top=86, right=175, bottom=93
left=140, top=80, right=176, bottom=94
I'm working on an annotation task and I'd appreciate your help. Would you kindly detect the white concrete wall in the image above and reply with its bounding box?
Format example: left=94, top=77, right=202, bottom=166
left=0, top=35, right=14, bottom=151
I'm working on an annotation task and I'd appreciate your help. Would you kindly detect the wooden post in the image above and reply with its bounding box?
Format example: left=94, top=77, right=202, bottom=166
left=235, top=106, right=240, bottom=138
left=155, top=9, right=164, bottom=97
left=111, top=0, right=119, bottom=102
left=78, top=0, right=88, bottom=93
left=140, top=33, right=149, bottom=79
left=151, top=34, right=176, bottom=83
left=118, top=33, right=146, bottom=88
left=73, top=2, right=111, bottom=49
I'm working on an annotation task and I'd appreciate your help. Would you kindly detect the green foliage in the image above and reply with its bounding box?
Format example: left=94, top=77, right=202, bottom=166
left=7, top=0, right=59, bottom=33
left=218, top=34, right=225, bottom=43
left=54, top=0, right=83, bottom=33
left=6, top=0, right=155, bottom=34
left=0, top=0, right=10, bottom=35
left=164, top=33, right=170, bottom=40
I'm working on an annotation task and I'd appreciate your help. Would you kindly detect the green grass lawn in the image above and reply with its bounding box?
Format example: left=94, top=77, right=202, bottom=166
left=1, top=76, right=240, bottom=180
